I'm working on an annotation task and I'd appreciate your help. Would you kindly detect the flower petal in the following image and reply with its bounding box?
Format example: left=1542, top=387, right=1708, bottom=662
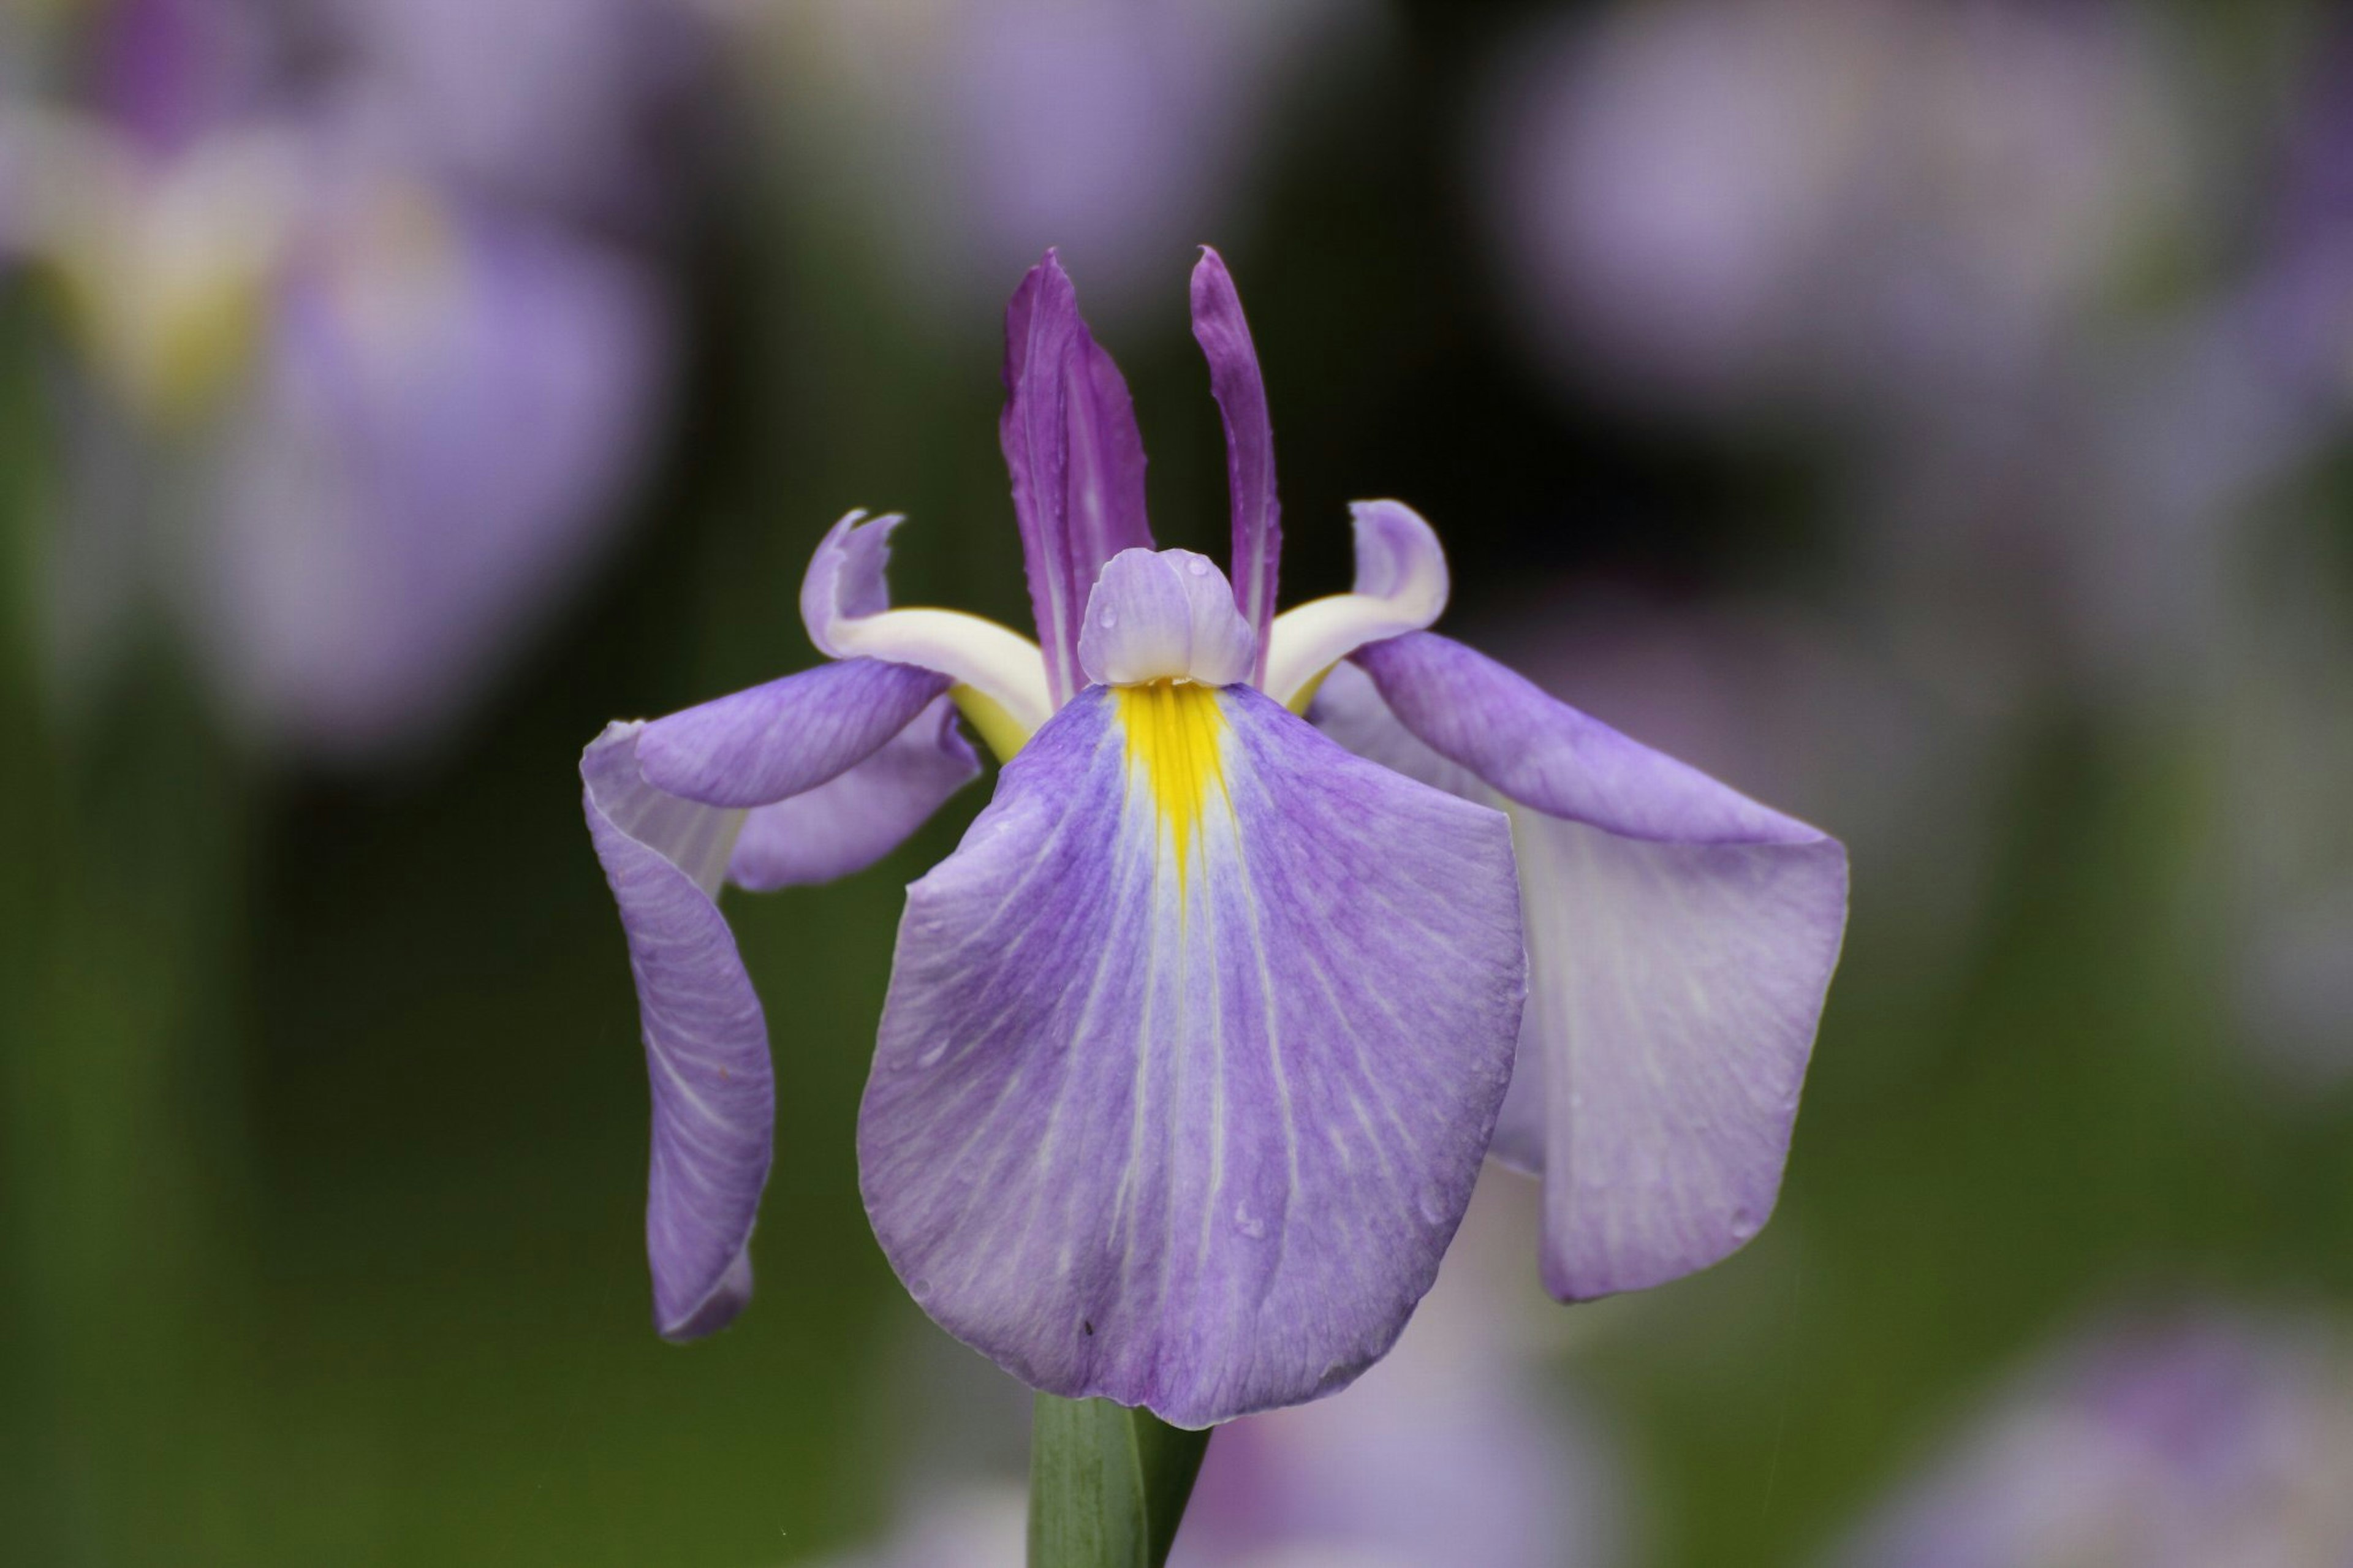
left=1002, top=249, right=1156, bottom=704
left=581, top=722, right=771, bottom=1341
left=638, top=657, right=953, bottom=809
left=860, top=683, right=1527, bottom=1427
left=1190, top=248, right=1280, bottom=682
left=1260, top=501, right=1450, bottom=708
left=729, top=695, right=980, bottom=891
left=1327, top=640, right=1848, bottom=1300
left=1076, top=548, right=1257, bottom=688
left=800, top=509, right=1055, bottom=739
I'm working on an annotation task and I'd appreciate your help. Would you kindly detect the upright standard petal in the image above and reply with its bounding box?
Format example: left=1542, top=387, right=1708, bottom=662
left=582, top=723, right=770, bottom=1340
left=860, top=683, right=1527, bottom=1428
left=1002, top=250, right=1155, bottom=704
left=1327, top=638, right=1847, bottom=1301
left=1190, top=248, right=1280, bottom=683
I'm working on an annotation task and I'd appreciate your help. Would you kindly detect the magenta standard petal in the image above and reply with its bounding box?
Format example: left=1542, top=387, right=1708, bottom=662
left=1189, top=248, right=1280, bottom=680
left=859, top=683, right=1526, bottom=1427
left=730, top=696, right=979, bottom=891
left=638, top=657, right=953, bottom=809
left=1000, top=251, right=1154, bottom=703
left=582, top=723, right=771, bottom=1341
left=1330, top=637, right=1847, bottom=1301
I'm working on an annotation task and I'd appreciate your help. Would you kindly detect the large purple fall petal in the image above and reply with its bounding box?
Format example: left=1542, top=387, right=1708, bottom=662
left=860, top=682, right=1526, bottom=1428
left=582, top=723, right=770, bottom=1341
left=729, top=696, right=979, bottom=890
left=1190, top=248, right=1280, bottom=682
left=638, top=657, right=952, bottom=809
left=1001, top=250, right=1154, bottom=703
left=1325, top=638, right=1847, bottom=1301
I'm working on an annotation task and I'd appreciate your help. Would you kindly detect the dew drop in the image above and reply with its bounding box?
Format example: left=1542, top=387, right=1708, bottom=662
left=1727, top=1209, right=1759, bottom=1242
left=1099, top=608, right=1118, bottom=628
left=1186, top=556, right=1211, bottom=576
left=1232, top=1203, right=1267, bottom=1240
left=1415, top=1184, right=1450, bottom=1226
left=910, top=1274, right=934, bottom=1299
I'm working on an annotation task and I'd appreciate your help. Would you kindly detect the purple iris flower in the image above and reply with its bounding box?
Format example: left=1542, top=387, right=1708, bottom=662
left=583, top=250, right=1847, bottom=1425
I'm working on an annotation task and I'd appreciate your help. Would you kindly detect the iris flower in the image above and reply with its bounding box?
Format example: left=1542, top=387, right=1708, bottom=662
left=583, top=250, right=1846, bottom=1427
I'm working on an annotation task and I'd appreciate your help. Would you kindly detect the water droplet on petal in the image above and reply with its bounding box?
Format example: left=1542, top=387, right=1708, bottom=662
left=1099, top=608, right=1118, bottom=628
left=1186, top=557, right=1210, bottom=576
left=1727, top=1208, right=1759, bottom=1242
left=1415, top=1184, right=1451, bottom=1226
left=1232, top=1203, right=1267, bottom=1240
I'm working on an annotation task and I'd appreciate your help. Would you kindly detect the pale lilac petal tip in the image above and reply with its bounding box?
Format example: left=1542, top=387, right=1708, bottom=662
left=582, top=722, right=772, bottom=1340
left=800, top=511, right=907, bottom=659
left=860, top=684, right=1526, bottom=1427
left=1001, top=251, right=1154, bottom=702
left=729, top=696, right=979, bottom=890
left=637, top=657, right=953, bottom=809
left=1190, top=248, right=1281, bottom=675
left=1327, top=643, right=1847, bottom=1300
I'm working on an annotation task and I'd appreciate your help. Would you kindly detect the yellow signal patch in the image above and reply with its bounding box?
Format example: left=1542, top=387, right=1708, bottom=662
left=1115, top=681, right=1229, bottom=869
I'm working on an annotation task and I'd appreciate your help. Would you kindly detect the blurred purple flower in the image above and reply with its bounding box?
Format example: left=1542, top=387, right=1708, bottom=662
left=1170, top=1175, right=1632, bottom=1568
left=1823, top=1308, right=2353, bottom=1567
left=204, top=172, right=669, bottom=755
left=719, top=0, right=1376, bottom=320
left=319, top=0, right=706, bottom=235
left=0, top=0, right=686, bottom=757
left=582, top=249, right=1846, bottom=1423
left=1478, top=0, right=2186, bottom=417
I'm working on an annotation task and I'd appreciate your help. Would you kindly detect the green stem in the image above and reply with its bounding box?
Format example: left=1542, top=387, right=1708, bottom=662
left=1026, top=1395, right=1213, bottom=1568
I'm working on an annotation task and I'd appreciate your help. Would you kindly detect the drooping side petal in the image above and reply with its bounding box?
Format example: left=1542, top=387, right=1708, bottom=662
left=581, top=722, right=770, bottom=1341
left=1325, top=641, right=1848, bottom=1302
left=800, top=510, right=1055, bottom=741
left=1259, top=501, right=1450, bottom=708
left=1002, top=250, right=1154, bottom=703
left=729, top=696, right=979, bottom=891
left=1190, top=248, right=1280, bottom=681
left=860, top=683, right=1527, bottom=1428
left=637, top=657, right=952, bottom=808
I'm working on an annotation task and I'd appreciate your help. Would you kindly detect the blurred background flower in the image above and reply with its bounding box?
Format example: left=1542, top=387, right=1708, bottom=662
left=821, top=1176, right=1634, bottom=1568
left=3, top=0, right=690, bottom=759
left=1821, top=1306, right=2353, bottom=1566
left=2, top=0, right=2351, bottom=1564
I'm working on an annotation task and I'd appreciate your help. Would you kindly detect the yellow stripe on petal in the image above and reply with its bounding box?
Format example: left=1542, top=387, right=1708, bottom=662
left=1115, top=681, right=1228, bottom=871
